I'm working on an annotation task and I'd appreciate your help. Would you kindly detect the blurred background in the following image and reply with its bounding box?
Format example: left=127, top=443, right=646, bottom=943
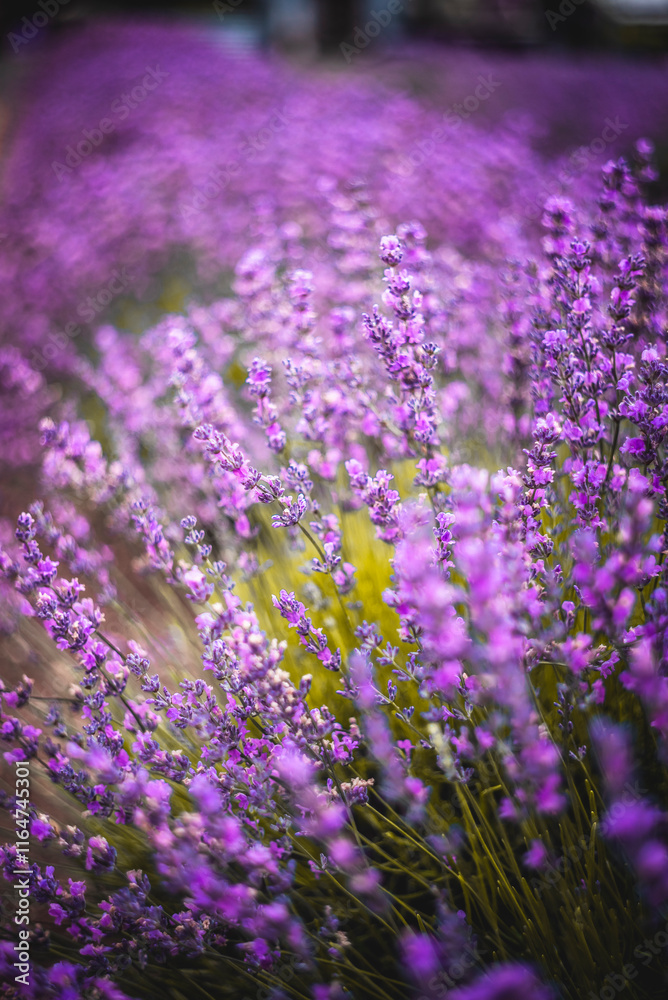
left=0, top=0, right=667, bottom=479
left=2, top=0, right=668, bottom=54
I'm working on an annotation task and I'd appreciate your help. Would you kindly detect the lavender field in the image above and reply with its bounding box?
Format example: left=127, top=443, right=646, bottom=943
left=1, top=12, right=668, bottom=1000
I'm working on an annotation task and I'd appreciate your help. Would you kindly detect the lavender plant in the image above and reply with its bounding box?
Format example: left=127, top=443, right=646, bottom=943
left=1, top=136, right=668, bottom=1000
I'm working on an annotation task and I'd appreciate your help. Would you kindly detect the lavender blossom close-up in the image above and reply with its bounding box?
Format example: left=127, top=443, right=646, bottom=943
left=1, top=3, right=668, bottom=999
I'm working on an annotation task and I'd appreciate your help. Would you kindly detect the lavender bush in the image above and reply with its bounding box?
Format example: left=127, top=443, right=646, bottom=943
left=1, top=21, right=668, bottom=1000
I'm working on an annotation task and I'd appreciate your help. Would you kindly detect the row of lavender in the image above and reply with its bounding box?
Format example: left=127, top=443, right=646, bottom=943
left=3, top=22, right=668, bottom=466
left=1, top=21, right=668, bottom=1000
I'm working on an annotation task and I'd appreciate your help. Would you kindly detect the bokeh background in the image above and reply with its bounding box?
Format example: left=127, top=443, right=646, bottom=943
left=3, top=0, right=668, bottom=51
left=1, top=0, right=668, bottom=476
